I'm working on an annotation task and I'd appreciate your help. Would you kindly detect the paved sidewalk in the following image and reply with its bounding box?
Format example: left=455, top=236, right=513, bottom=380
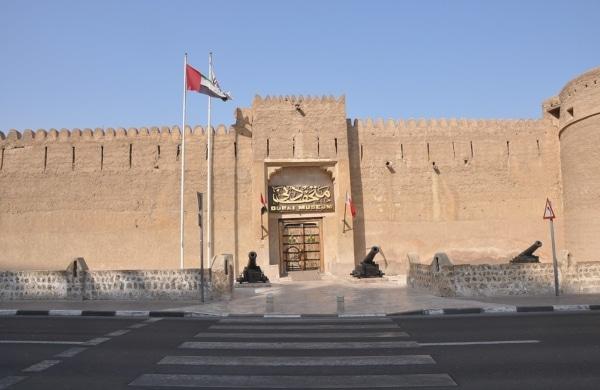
left=2, top=275, right=600, bottom=316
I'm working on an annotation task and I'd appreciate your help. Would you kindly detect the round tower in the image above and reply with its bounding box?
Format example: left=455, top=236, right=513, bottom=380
left=558, top=66, right=600, bottom=261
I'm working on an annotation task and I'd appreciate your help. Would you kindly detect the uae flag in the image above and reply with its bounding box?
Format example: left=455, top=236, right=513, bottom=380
left=260, top=193, right=268, bottom=215
left=186, top=64, right=231, bottom=101
left=346, top=191, right=357, bottom=218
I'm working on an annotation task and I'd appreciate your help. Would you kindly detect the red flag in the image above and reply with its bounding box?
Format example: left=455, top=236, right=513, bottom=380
left=260, top=193, right=268, bottom=215
left=346, top=191, right=357, bottom=218
left=185, top=64, right=231, bottom=101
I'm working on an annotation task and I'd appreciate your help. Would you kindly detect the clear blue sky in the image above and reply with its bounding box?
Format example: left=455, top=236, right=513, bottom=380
left=1, top=0, right=600, bottom=131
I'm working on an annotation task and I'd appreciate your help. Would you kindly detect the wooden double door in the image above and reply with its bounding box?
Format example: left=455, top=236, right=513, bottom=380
left=278, top=218, right=323, bottom=274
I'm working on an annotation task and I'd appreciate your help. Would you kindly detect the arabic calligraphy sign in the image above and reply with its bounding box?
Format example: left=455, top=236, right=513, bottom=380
left=268, top=185, right=335, bottom=213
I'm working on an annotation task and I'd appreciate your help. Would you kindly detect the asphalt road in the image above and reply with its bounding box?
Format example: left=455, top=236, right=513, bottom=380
left=1, top=312, right=600, bottom=389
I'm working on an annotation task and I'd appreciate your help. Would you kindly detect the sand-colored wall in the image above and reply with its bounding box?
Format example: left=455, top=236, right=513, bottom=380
left=0, top=126, right=237, bottom=271
left=348, top=117, right=563, bottom=272
left=1, top=77, right=591, bottom=276
left=558, top=66, right=600, bottom=262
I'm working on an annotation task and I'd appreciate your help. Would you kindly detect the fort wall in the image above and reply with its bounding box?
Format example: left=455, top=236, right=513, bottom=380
left=557, top=66, right=600, bottom=262
left=0, top=126, right=237, bottom=271
left=349, top=117, right=563, bottom=272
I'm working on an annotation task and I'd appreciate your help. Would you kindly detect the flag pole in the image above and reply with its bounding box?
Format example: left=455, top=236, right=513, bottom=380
left=180, top=53, right=188, bottom=270
left=207, top=52, right=214, bottom=266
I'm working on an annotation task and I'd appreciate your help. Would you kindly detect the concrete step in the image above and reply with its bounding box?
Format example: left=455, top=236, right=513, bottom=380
left=289, top=270, right=321, bottom=281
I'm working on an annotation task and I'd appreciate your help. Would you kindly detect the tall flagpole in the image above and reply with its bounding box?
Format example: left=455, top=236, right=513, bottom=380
left=180, top=53, right=188, bottom=269
left=207, top=52, right=214, bottom=266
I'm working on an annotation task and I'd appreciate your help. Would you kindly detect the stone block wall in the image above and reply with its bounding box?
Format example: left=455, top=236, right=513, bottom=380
left=0, top=266, right=233, bottom=301
left=0, top=271, right=70, bottom=300
left=408, top=261, right=600, bottom=297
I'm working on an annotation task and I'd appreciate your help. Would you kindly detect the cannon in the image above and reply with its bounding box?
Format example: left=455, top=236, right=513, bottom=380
left=236, top=251, right=269, bottom=283
left=351, top=246, right=385, bottom=278
left=510, top=241, right=542, bottom=263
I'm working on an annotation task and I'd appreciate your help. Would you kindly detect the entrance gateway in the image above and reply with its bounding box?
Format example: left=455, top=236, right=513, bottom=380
left=278, top=218, right=323, bottom=275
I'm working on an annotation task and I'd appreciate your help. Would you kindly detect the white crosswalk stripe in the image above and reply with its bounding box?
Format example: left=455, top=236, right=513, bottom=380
left=129, top=316, right=456, bottom=388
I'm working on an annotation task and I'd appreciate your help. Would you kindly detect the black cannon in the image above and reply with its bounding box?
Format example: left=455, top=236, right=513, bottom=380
left=351, top=246, right=385, bottom=278
left=237, top=251, right=269, bottom=283
left=510, top=241, right=542, bottom=264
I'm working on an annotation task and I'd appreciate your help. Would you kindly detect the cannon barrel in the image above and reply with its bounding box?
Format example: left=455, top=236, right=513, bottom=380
left=510, top=241, right=542, bottom=264
left=362, top=246, right=380, bottom=264
left=247, top=251, right=258, bottom=268
left=517, top=241, right=542, bottom=257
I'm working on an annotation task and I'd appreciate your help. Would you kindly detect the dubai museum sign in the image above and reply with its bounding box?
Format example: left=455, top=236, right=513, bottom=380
left=268, top=185, right=335, bottom=213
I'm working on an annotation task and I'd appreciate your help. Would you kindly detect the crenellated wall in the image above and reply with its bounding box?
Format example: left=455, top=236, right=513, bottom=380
left=348, top=117, right=563, bottom=272
left=0, top=125, right=237, bottom=271
left=556, top=66, right=600, bottom=262
left=1, top=78, right=591, bottom=277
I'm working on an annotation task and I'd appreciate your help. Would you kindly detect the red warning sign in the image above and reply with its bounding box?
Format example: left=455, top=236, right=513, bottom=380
left=543, top=198, right=556, bottom=220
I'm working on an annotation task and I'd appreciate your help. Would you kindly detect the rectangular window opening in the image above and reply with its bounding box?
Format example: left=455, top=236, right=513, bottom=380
left=176, top=144, right=181, bottom=161
left=536, top=139, right=541, bottom=156
left=43, top=146, right=47, bottom=172
left=401, top=144, right=404, bottom=159
left=100, top=145, right=104, bottom=170
left=334, top=138, right=338, bottom=155
left=360, top=144, right=363, bottom=161
left=452, top=142, right=456, bottom=159
left=71, top=146, right=75, bottom=170
left=470, top=141, right=474, bottom=158
left=267, top=138, right=270, bottom=157
left=129, top=144, right=133, bottom=168
left=427, top=143, right=430, bottom=161
left=506, top=141, right=510, bottom=156
left=317, top=137, right=320, bottom=157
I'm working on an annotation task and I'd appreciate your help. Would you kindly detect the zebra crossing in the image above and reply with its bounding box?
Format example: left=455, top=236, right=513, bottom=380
left=129, top=316, right=457, bottom=388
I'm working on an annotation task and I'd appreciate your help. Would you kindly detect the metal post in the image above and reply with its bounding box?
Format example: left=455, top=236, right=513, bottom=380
left=207, top=52, right=214, bottom=269
left=550, top=218, right=559, bottom=296
left=336, top=295, right=345, bottom=314
left=197, top=192, right=204, bottom=303
left=179, top=53, right=188, bottom=269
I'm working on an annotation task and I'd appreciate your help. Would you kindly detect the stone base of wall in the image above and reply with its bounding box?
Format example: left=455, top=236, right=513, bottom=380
left=408, top=260, right=600, bottom=297
left=0, top=266, right=234, bottom=301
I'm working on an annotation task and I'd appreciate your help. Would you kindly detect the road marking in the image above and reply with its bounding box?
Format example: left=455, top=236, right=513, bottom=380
left=144, top=318, right=163, bottom=323
left=194, top=331, right=409, bottom=338
left=0, top=310, right=17, bottom=316
left=129, top=373, right=456, bottom=388
left=263, top=314, right=301, bottom=318
left=419, top=340, right=540, bottom=347
left=553, top=304, right=590, bottom=312
left=48, top=309, right=82, bottom=316
left=210, top=324, right=399, bottom=330
left=22, top=360, right=61, bottom=372
left=106, top=329, right=130, bottom=337
left=159, top=355, right=436, bottom=366
left=116, top=310, right=150, bottom=317
left=220, top=317, right=392, bottom=324
left=180, top=340, right=419, bottom=349
left=55, top=347, right=88, bottom=358
left=129, top=323, right=148, bottom=329
left=0, top=340, right=85, bottom=345
left=0, top=376, right=26, bottom=389
left=482, top=306, right=517, bottom=313
left=85, top=337, right=111, bottom=346
left=338, top=313, right=387, bottom=317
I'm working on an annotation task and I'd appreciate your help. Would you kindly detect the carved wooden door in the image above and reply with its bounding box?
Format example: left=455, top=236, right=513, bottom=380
left=279, top=219, right=323, bottom=274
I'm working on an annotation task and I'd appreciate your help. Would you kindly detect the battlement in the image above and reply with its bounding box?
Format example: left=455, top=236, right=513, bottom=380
left=0, top=125, right=234, bottom=145
left=559, top=66, right=600, bottom=100
left=348, top=117, right=552, bottom=137
left=252, top=95, right=345, bottom=109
